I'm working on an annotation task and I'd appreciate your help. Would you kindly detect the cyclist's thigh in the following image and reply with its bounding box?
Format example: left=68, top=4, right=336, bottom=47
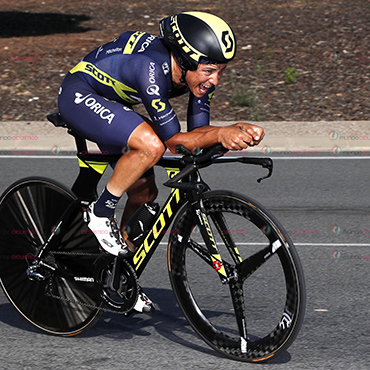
left=58, top=74, right=144, bottom=148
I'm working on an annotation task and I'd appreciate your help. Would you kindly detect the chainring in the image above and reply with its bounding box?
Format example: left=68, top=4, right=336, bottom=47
left=94, top=255, right=138, bottom=313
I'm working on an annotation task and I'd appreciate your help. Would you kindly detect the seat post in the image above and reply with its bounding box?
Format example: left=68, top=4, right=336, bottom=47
left=68, top=129, right=88, bottom=153
left=47, top=112, right=105, bottom=201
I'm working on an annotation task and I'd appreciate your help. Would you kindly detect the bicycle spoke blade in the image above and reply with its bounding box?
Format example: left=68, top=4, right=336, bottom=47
left=228, top=276, right=249, bottom=353
left=237, top=244, right=273, bottom=281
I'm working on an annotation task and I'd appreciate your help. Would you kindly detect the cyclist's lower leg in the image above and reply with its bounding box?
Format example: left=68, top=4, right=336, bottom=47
left=88, top=122, right=164, bottom=256
left=120, top=175, right=158, bottom=227
left=88, top=122, right=164, bottom=313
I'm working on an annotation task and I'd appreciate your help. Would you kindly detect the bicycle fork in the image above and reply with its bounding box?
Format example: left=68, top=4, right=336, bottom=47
left=190, top=198, right=249, bottom=353
left=192, top=199, right=228, bottom=279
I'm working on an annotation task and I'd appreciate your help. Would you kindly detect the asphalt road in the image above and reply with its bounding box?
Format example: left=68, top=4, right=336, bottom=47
left=0, top=154, right=369, bottom=370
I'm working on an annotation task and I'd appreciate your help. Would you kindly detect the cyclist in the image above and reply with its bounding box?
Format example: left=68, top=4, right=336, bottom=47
left=58, top=11, right=265, bottom=313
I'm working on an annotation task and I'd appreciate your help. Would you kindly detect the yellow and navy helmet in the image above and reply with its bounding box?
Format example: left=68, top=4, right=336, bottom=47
left=159, top=11, right=236, bottom=71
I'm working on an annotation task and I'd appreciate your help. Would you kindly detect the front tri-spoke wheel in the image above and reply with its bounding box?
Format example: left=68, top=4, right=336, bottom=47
left=168, top=190, right=306, bottom=362
left=0, top=177, right=102, bottom=335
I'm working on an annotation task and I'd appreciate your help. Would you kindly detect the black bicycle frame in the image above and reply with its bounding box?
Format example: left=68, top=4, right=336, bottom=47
left=35, top=115, right=273, bottom=283
left=31, top=157, right=188, bottom=277
left=130, top=158, right=188, bottom=276
left=31, top=153, right=261, bottom=284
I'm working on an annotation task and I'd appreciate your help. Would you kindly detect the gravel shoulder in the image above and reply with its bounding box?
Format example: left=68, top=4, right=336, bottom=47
left=1, top=0, right=370, bottom=124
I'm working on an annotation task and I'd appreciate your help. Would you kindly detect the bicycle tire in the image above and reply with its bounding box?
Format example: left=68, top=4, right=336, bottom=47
left=0, top=177, right=103, bottom=336
left=168, top=190, right=306, bottom=362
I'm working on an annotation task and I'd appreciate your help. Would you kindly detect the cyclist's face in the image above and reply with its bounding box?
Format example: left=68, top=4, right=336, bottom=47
left=186, top=64, right=227, bottom=98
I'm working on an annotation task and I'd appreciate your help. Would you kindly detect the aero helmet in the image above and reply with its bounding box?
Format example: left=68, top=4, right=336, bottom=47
left=159, top=11, right=237, bottom=71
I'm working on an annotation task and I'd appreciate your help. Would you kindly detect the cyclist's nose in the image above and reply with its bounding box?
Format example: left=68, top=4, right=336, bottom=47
left=209, top=71, right=223, bottom=86
left=209, top=74, right=219, bottom=86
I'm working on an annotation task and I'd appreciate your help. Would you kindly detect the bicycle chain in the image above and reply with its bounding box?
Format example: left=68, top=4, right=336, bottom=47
left=44, top=251, right=133, bottom=315
left=44, top=277, right=135, bottom=315
left=44, top=283, right=109, bottom=312
left=50, top=251, right=100, bottom=257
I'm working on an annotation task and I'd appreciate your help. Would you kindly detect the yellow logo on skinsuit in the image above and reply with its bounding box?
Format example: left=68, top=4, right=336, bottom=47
left=208, top=91, right=215, bottom=102
left=69, top=62, right=138, bottom=104
left=123, top=31, right=146, bottom=54
left=151, top=99, right=166, bottom=112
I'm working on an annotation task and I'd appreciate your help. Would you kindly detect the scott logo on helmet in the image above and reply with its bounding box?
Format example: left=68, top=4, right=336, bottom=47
left=169, top=16, right=198, bottom=61
left=221, top=31, right=234, bottom=53
left=74, top=93, right=115, bottom=124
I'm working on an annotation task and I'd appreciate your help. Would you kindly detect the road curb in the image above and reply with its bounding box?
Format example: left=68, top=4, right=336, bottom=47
left=1, top=120, right=369, bottom=154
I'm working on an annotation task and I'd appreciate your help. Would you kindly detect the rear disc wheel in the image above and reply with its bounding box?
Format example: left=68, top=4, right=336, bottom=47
left=0, top=177, right=103, bottom=335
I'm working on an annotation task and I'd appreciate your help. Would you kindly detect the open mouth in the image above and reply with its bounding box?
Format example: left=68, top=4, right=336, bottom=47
left=198, top=83, right=212, bottom=94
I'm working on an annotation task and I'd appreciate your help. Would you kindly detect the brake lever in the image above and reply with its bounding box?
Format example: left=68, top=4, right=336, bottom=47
left=257, top=158, right=273, bottom=183
left=235, top=157, right=273, bottom=183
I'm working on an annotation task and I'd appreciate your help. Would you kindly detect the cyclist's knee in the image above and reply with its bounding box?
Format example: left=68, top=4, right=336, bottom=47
left=128, top=122, right=166, bottom=164
left=142, top=136, right=165, bottom=163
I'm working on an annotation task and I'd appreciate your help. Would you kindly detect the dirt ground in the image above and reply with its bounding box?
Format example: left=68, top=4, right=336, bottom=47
left=1, top=0, right=370, bottom=123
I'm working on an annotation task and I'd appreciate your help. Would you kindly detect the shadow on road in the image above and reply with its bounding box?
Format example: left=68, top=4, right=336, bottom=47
left=0, top=11, right=91, bottom=37
left=0, top=286, right=292, bottom=364
left=87, top=287, right=293, bottom=364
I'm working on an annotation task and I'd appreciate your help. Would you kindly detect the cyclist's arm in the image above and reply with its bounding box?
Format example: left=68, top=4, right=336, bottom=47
left=165, top=123, right=265, bottom=153
left=186, top=88, right=214, bottom=131
left=136, top=58, right=182, bottom=141
left=167, top=87, right=264, bottom=153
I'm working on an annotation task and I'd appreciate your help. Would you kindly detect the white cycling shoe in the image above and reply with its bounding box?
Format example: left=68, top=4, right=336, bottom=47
left=133, top=287, right=155, bottom=313
left=87, top=203, right=153, bottom=313
left=87, top=203, right=132, bottom=258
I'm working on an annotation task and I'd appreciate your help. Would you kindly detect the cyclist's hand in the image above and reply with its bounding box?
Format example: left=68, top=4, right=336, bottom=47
left=218, top=123, right=265, bottom=150
left=234, top=123, right=265, bottom=146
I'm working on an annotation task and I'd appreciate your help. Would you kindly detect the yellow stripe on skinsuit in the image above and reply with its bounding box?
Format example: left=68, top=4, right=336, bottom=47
left=123, top=31, right=146, bottom=54
left=78, top=158, right=108, bottom=174
left=70, top=61, right=138, bottom=104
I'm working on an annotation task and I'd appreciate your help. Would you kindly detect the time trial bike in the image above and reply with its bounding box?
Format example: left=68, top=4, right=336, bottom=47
left=0, top=113, right=305, bottom=363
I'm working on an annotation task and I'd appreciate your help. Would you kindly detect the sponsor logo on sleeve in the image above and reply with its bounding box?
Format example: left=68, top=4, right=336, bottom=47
left=95, top=45, right=104, bottom=59
left=106, top=47, right=123, bottom=54
left=162, top=62, right=170, bottom=75
left=146, top=84, right=160, bottom=96
left=138, top=35, right=157, bottom=53
left=148, top=61, right=156, bottom=83
left=151, top=99, right=166, bottom=113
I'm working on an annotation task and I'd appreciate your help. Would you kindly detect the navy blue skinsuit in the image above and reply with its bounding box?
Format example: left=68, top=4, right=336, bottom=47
left=58, top=31, right=215, bottom=161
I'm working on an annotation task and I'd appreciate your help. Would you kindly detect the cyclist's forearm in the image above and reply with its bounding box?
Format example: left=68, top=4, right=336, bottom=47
left=165, top=126, right=223, bottom=153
